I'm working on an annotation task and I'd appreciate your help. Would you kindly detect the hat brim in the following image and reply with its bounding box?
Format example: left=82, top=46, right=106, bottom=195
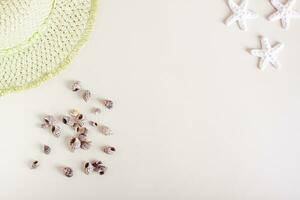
left=0, top=0, right=99, bottom=96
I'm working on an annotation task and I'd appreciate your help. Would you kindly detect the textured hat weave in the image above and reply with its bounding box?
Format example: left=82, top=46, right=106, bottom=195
left=0, top=0, right=98, bottom=95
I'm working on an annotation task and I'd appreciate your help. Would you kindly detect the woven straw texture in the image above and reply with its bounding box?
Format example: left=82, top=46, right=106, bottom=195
left=0, top=0, right=98, bottom=96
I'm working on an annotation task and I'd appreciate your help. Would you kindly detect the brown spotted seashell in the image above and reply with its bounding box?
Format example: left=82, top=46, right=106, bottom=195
left=103, top=146, right=116, bottom=155
left=83, top=162, right=94, bottom=175
left=43, top=145, right=51, bottom=154
left=63, top=167, right=73, bottom=177
left=69, top=137, right=81, bottom=151
left=102, top=100, right=113, bottom=109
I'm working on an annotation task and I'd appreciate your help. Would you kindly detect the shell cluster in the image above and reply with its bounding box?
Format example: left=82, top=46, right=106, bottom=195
left=32, top=80, right=117, bottom=177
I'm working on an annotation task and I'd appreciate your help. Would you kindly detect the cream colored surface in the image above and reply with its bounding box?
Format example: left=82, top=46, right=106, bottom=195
left=1, top=0, right=300, bottom=199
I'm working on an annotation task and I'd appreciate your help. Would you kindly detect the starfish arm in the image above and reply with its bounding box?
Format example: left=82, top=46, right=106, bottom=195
left=228, top=0, right=239, bottom=12
left=258, top=57, right=267, bottom=70
left=225, top=14, right=239, bottom=26
left=261, top=37, right=271, bottom=50
left=238, top=19, right=248, bottom=31
left=269, top=57, right=281, bottom=69
left=244, top=10, right=258, bottom=18
left=251, top=49, right=265, bottom=57
left=268, top=11, right=283, bottom=21
left=287, top=0, right=297, bottom=9
left=281, top=16, right=290, bottom=29
left=271, top=43, right=284, bottom=54
left=271, top=0, right=284, bottom=9
left=240, top=0, right=248, bottom=10
left=289, top=9, right=300, bottom=18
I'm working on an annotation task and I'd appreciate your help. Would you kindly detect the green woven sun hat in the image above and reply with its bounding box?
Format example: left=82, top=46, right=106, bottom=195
left=0, top=0, right=98, bottom=96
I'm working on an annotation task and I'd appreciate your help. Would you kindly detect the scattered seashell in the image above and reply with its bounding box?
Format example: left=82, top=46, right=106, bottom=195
left=63, top=167, right=73, bottom=177
left=90, top=121, right=98, bottom=127
left=43, top=145, right=51, bottom=154
left=70, top=109, right=80, bottom=117
left=80, top=141, right=92, bottom=150
left=75, top=113, right=84, bottom=121
left=69, top=137, right=81, bottom=151
left=92, top=160, right=103, bottom=172
left=99, top=125, right=113, bottom=136
left=31, top=160, right=39, bottom=169
left=44, top=115, right=56, bottom=125
left=93, top=107, right=101, bottom=114
left=51, top=125, right=61, bottom=137
left=73, top=123, right=80, bottom=132
left=73, top=123, right=86, bottom=132
left=82, top=90, right=91, bottom=102
left=36, top=86, right=117, bottom=176
left=83, top=162, right=94, bottom=175
left=62, top=116, right=72, bottom=125
left=103, top=146, right=116, bottom=155
left=71, top=81, right=81, bottom=92
left=102, top=100, right=113, bottom=109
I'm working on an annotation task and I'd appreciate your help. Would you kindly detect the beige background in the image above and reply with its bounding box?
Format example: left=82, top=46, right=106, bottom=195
left=1, top=0, right=300, bottom=199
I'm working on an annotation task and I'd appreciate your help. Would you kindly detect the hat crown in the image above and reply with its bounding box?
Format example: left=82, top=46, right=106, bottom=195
left=0, top=0, right=52, bottom=50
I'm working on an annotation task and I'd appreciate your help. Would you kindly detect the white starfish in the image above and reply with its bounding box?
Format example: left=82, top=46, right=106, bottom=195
left=268, top=0, right=300, bottom=30
left=250, top=37, right=284, bottom=70
left=225, top=0, right=258, bottom=31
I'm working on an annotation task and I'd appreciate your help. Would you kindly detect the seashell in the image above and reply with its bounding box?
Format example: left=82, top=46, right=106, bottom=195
left=76, top=126, right=88, bottom=134
left=103, top=146, right=116, bottom=155
left=73, top=123, right=80, bottom=132
left=77, top=133, right=88, bottom=142
left=51, top=125, right=61, bottom=137
left=70, top=109, right=80, bottom=117
left=62, top=116, right=72, bottom=125
left=69, top=137, right=81, bottom=151
left=75, top=113, right=84, bottom=121
left=73, top=123, right=86, bottom=132
left=63, top=167, right=73, bottom=177
left=102, top=100, right=113, bottom=109
left=80, top=141, right=91, bottom=150
left=83, top=162, right=94, bottom=175
left=91, top=160, right=107, bottom=175
left=99, top=125, right=112, bottom=136
left=91, top=160, right=103, bottom=172
left=90, top=121, right=98, bottom=127
left=43, top=145, right=51, bottom=154
left=44, top=115, right=56, bottom=125
left=71, top=81, right=81, bottom=92
left=31, top=160, right=39, bottom=169
left=82, top=90, right=91, bottom=102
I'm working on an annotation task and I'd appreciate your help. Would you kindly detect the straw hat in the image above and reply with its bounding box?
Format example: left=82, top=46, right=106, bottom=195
left=0, top=0, right=98, bottom=95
